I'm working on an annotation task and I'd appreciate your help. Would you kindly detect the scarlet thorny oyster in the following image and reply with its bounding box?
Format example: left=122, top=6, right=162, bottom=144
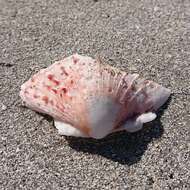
left=20, top=54, right=171, bottom=139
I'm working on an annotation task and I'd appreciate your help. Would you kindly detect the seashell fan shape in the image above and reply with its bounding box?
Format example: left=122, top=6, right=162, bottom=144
left=20, top=54, right=171, bottom=139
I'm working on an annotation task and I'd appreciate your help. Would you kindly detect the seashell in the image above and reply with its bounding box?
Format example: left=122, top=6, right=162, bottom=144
left=20, top=54, right=171, bottom=139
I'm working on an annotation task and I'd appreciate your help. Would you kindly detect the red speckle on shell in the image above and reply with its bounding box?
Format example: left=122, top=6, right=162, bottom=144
left=33, top=94, right=39, bottom=99
left=47, top=74, right=54, bottom=80
left=52, top=89, right=57, bottom=94
left=42, top=96, right=49, bottom=104
left=73, top=56, right=79, bottom=64
left=31, top=78, right=35, bottom=82
left=45, top=85, right=51, bottom=90
left=47, top=74, right=60, bottom=86
left=62, top=88, right=67, bottom=94
left=50, top=100, right=54, bottom=106
left=60, top=66, right=69, bottom=76
left=108, top=87, right=112, bottom=92
left=53, top=79, right=60, bottom=86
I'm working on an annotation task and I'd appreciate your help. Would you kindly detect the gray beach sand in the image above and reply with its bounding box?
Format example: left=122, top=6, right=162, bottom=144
left=0, top=0, right=189, bottom=189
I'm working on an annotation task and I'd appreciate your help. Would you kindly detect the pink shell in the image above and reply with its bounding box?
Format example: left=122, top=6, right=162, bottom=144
left=20, top=54, right=171, bottom=139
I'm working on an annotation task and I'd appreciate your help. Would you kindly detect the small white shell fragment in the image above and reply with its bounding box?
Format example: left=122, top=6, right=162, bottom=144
left=0, top=103, right=7, bottom=111
left=20, top=54, right=171, bottom=139
left=54, top=120, right=87, bottom=137
left=137, top=112, right=157, bottom=124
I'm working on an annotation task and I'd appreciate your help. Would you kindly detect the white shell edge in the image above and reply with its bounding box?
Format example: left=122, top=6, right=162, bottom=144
left=123, top=112, right=157, bottom=133
left=54, top=120, right=88, bottom=137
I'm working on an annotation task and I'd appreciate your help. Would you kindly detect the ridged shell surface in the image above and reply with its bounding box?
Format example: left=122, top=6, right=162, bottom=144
left=20, top=54, right=171, bottom=139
